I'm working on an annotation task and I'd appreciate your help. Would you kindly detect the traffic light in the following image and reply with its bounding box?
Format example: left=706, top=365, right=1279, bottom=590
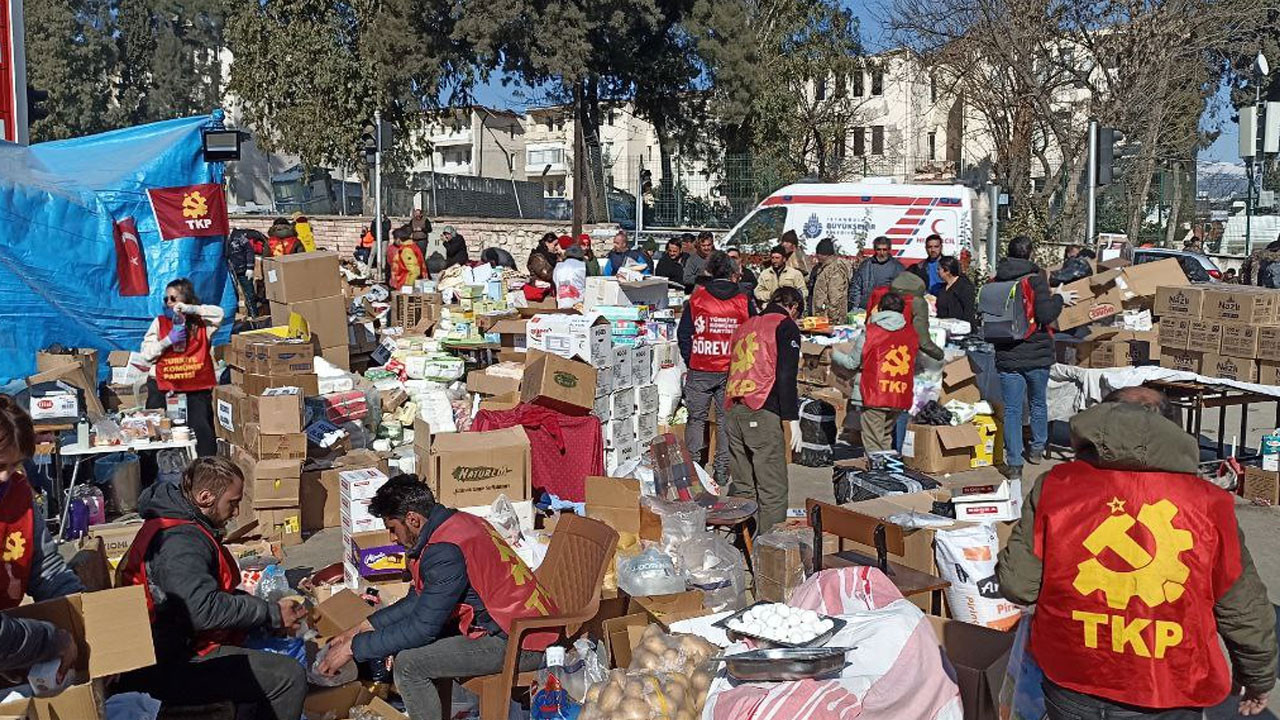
left=1096, top=126, right=1120, bottom=185
left=377, top=120, right=393, bottom=150
left=26, top=87, right=49, bottom=123
left=361, top=124, right=377, bottom=164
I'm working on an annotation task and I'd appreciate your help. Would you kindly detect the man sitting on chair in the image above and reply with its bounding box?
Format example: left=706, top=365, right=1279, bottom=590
left=320, top=476, right=558, bottom=719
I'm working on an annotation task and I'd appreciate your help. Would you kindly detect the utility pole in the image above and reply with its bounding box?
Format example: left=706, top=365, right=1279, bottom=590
left=986, top=183, right=999, bottom=269
left=374, top=109, right=384, bottom=274
left=572, top=82, right=585, bottom=239
left=1086, top=119, right=1098, bottom=248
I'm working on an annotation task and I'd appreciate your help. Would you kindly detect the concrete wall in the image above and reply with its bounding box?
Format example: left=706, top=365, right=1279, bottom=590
left=230, top=215, right=617, bottom=261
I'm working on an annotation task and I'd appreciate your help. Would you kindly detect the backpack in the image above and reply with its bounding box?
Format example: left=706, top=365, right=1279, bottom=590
left=979, top=276, right=1039, bottom=341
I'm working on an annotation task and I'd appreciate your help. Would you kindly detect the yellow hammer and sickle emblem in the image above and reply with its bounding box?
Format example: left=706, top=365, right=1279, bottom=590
left=2, top=532, right=25, bottom=562
left=182, top=190, right=208, bottom=219
left=881, top=345, right=911, bottom=377
left=1072, top=499, right=1194, bottom=609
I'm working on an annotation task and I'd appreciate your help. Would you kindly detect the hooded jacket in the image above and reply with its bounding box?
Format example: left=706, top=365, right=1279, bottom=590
left=848, top=255, right=905, bottom=310
left=352, top=504, right=502, bottom=662
left=1241, top=239, right=1280, bottom=286
left=830, top=309, right=906, bottom=406
left=677, top=278, right=758, bottom=367
left=888, top=272, right=944, bottom=361
left=131, top=483, right=279, bottom=662
left=656, top=252, right=688, bottom=287
left=990, top=257, right=1062, bottom=372
left=810, top=257, right=853, bottom=322
left=997, top=403, right=1276, bottom=697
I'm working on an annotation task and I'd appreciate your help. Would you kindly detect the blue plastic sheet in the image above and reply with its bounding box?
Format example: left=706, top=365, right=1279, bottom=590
left=0, top=113, right=235, bottom=384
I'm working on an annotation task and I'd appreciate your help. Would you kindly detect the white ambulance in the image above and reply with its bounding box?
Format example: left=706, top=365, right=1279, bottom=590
left=721, top=181, right=978, bottom=260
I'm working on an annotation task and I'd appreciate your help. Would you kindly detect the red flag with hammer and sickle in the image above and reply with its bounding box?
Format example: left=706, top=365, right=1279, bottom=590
left=113, top=217, right=149, bottom=296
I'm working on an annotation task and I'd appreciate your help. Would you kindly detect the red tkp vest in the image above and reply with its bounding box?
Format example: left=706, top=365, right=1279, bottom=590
left=155, top=316, right=217, bottom=392
left=118, top=517, right=245, bottom=657
left=0, top=475, right=36, bottom=610
left=726, top=313, right=786, bottom=410
left=688, top=287, right=750, bottom=373
left=414, top=512, right=559, bottom=651
left=866, top=285, right=913, bottom=315
left=860, top=313, right=918, bottom=410
left=267, top=235, right=298, bottom=256
left=1030, top=461, right=1244, bottom=709
left=389, top=243, right=426, bottom=289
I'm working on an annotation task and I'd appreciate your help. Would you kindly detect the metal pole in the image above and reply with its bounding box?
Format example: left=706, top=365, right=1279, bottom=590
left=340, top=164, right=347, bottom=215
left=572, top=83, right=585, bottom=238
left=1087, top=119, right=1098, bottom=248
left=636, top=157, right=644, bottom=234
left=986, top=183, right=999, bottom=269
left=1247, top=83, right=1261, bottom=253
left=374, top=109, right=384, bottom=272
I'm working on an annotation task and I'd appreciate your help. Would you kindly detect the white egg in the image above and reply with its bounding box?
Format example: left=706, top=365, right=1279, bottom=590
left=801, top=610, right=820, bottom=624
left=817, top=618, right=834, bottom=631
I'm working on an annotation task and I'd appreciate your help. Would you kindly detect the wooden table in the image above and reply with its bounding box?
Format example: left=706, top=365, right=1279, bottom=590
left=1144, top=379, right=1280, bottom=460
left=806, top=499, right=950, bottom=613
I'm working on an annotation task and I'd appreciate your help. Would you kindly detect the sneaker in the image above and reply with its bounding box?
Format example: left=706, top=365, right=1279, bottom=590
left=1003, top=464, right=1023, bottom=481
left=1027, top=448, right=1045, bottom=463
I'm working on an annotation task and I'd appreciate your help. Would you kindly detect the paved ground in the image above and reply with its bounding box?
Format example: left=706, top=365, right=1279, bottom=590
left=282, top=403, right=1280, bottom=717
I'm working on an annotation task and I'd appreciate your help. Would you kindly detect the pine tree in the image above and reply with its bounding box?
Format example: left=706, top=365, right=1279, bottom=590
left=23, top=0, right=117, bottom=141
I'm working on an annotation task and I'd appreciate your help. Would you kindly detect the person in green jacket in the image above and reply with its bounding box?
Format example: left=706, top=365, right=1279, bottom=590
left=579, top=233, right=602, bottom=276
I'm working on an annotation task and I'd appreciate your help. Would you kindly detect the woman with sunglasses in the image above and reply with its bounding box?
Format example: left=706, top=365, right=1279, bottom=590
left=140, top=279, right=225, bottom=456
left=0, top=395, right=83, bottom=682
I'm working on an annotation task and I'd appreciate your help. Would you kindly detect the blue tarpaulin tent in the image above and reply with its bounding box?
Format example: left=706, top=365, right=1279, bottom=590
left=0, top=113, right=236, bottom=385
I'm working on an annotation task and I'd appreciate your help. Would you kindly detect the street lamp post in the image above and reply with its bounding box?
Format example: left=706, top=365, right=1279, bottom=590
left=1243, top=52, right=1270, bottom=253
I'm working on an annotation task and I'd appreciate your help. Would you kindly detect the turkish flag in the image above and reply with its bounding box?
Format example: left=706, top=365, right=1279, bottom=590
left=113, top=217, right=149, bottom=296
left=147, top=182, right=230, bottom=240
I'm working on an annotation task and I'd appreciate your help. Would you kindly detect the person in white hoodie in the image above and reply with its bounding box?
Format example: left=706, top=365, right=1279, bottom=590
left=553, top=245, right=588, bottom=309
left=831, top=291, right=918, bottom=453
left=140, top=278, right=225, bottom=456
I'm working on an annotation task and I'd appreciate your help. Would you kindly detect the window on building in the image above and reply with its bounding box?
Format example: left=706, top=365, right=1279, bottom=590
left=852, top=127, right=866, bottom=156
left=527, top=148, right=564, bottom=167
left=853, top=70, right=865, bottom=97
left=545, top=178, right=566, bottom=198
left=607, top=110, right=617, bottom=126
left=442, top=147, right=472, bottom=168
left=927, top=131, right=936, bottom=160
left=871, top=66, right=883, bottom=96
left=815, top=78, right=826, bottom=101
left=871, top=126, right=884, bottom=155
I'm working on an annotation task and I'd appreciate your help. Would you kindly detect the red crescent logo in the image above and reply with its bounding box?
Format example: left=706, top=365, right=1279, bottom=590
left=931, top=219, right=944, bottom=234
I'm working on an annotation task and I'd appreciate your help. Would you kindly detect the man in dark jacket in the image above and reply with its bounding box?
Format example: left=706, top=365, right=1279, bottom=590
left=656, top=238, right=688, bottom=287
left=441, top=225, right=469, bottom=268
left=682, top=231, right=715, bottom=289
left=226, top=228, right=264, bottom=316
left=480, top=247, right=517, bottom=270
left=410, top=209, right=432, bottom=257
left=848, top=236, right=905, bottom=310
left=116, top=457, right=307, bottom=720
left=321, top=476, right=555, bottom=720
left=1241, top=234, right=1280, bottom=286
left=991, top=236, right=1074, bottom=480
left=724, top=286, right=803, bottom=531
left=998, top=400, right=1275, bottom=719
left=727, top=247, right=757, bottom=298
left=908, top=233, right=946, bottom=295
left=678, top=252, right=757, bottom=484
left=935, top=255, right=976, bottom=324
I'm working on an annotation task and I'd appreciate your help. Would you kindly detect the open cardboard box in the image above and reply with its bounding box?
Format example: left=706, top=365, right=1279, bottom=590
left=311, top=588, right=376, bottom=640
left=521, top=349, right=597, bottom=415
left=584, top=476, right=661, bottom=541
left=902, top=423, right=982, bottom=475
left=1055, top=268, right=1124, bottom=330
left=0, top=679, right=105, bottom=720
left=1, top=586, right=155, bottom=680
left=940, top=356, right=982, bottom=404
left=626, top=589, right=708, bottom=630
left=304, top=681, right=408, bottom=720
left=414, top=419, right=532, bottom=508
left=927, top=615, right=1015, bottom=720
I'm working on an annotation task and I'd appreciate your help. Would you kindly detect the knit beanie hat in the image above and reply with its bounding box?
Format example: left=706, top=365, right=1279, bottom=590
left=816, top=238, right=836, bottom=256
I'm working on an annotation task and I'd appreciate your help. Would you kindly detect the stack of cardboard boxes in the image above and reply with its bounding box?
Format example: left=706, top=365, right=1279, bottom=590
left=264, top=251, right=351, bottom=370
left=339, top=467, right=402, bottom=589
left=1052, top=258, right=1186, bottom=368
left=1155, top=284, right=1280, bottom=383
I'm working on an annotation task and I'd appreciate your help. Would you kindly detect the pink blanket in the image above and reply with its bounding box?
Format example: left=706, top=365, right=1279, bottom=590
left=704, top=567, right=963, bottom=720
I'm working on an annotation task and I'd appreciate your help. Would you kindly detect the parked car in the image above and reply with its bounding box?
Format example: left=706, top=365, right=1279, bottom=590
left=1132, top=247, right=1222, bottom=282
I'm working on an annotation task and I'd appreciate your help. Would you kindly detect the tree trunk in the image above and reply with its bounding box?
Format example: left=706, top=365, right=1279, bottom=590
left=1164, top=164, right=1183, bottom=247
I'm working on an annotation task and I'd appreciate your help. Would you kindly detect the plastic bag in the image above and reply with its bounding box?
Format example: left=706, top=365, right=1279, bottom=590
left=935, top=525, right=1021, bottom=630
left=487, top=494, right=524, bottom=545
left=242, top=631, right=307, bottom=665
left=627, top=625, right=718, bottom=674
left=308, top=644, right=357, bottom=687
left=998, top=610, right=1044, bottom=720
left=156, top=449, right=189, bottom=486
left=253, top=564, right=292, bottom=602
left=677, top=534, right=747, bottom=612
left=562, top=639, right=609, bottom=703
left=616, top=547, right=685, bottom=597
left=644, top=498, right=706, bottom=565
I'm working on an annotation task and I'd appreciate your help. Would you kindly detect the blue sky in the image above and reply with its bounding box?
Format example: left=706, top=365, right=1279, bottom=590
left=473, top=0, right=1243, bottom=164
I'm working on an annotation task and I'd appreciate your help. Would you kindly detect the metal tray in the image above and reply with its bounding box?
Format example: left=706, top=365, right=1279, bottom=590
left=712, top=601, right=847, bottom=648
left=714, top=647, right=852, bottom=682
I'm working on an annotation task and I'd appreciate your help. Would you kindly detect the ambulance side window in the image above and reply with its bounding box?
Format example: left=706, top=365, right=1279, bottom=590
left=729, top=207, right=787, bottom=252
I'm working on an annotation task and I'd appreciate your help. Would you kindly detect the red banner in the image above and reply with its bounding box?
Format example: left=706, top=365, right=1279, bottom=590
left=113, top=217, right=149, bottom=296
left=147, top=183, right=229, bottom=240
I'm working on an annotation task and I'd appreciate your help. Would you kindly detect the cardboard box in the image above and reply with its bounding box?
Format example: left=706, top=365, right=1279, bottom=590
left=627, top=590, right=708, bottom=629
left=1186, top=319, right=1223, bottom=353
left=1056, top=269, right=1124, bottom=330
left=1153, top=285, right=1204, bottom=317
left=521, top=351, right=597, bottom=415
left=635, top=384, right=659, bottom=414
left=1243, top=467, right=1280, bottom=505
left=1202, top=286, right=1277, bottom=323
left=634, top=412, right=659, bottom=443
left=584, top=476, right=643, bottom=535
left=798, top=342, right=831, bottom=386
left=1259, top=360, right=1280, bottom=386
left=1116, top=258, right=1186, bottom=302
left=241, top=371, right=320, bottom=397
left=311, top=589, right=375, bottom=640
left=610, top=388, right=636, bottom=421
left=947, top=475, right=1021, bottom=522
left=246, top=388, right=303, bottom=434
left=611, top=346, right=634, bottom=390
left=1, top=586, right=155, bottom=679
left=1158, top=317, right=1191, bottom=350
left=595, top=362, right=614, bottom=397
left=0, top=680, right=106, bottom=720
left=321, top=344, right=351, bottom=371
left=526, top=313, right=612, bottom=364
left=1221, top=322, right=1261, bottom=359
left=1257, top=326, right=1280, bottom=362
left=100, top=382, right=149, bottom=413
left=415, top=420, right=532, bottom=507
left=263, top=251, right=341, bottom=303
left=1201, top=354, right=1257, bottom=383
left=584, top=276, right=671, bottom=310
left=27, top=360, right=104, bottom=416
left=241, top=423, right=307, bottom=460
left=302, top=450, right=389, bottom=532
left=902, top=423, right=981, bottom=474
left=240, top=458, right=303, bottom=509
left=86, top=520, right=143, bottom=565
left=271, top=294, right=348, bottom=349
left=940, top=356, right=982, bottom=403
left=1159, top=348, right=1205, bottom=373
left=467, top=367, right=523, bottom=397
left=257, top=507, right=303, bottom=546
left=245, top=337, right=315, bottom=375
left=36, top=348, right=99, bottom=385
left=927, top=615, right=1014, bottom=720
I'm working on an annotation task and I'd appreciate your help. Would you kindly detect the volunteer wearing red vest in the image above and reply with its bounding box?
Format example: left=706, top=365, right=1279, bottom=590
left=723, top=286, right=803, bottom=532
left=140, top=278, right=224, bottom=457
left=678, top=251, right=756, bottom=485
left=998, top=400, right=1276, bottom=719
left=265, top=216, right=301, bottom=256
left=0, top=395, right=82, bottom=680
left=831, top=291, right=918, bottom=453
left=116, top=457, right=308, bottom=720
left=321, top=475, right=559, bottom=720
left=389, top=226, right=427, bottom=289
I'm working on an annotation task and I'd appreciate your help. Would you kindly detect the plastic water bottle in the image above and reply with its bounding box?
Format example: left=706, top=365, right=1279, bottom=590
left=530, top=646, right=579, bottom=719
